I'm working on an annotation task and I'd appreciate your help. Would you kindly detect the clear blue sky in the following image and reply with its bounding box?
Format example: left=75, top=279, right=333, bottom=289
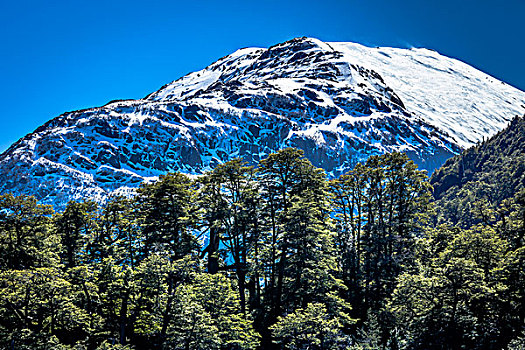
left=1, top=0, right=524, bottom=152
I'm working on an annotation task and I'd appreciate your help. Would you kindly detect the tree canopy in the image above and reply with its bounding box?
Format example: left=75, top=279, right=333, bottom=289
left=0, top=138, right=524, bottom=349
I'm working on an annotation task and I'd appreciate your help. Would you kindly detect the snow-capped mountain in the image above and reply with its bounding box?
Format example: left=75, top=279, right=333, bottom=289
left=1, top=37, right=524, bottom=208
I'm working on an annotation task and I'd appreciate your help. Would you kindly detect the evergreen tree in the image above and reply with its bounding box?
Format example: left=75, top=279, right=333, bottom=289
left=389, top=224, right=517, bottom=349
left=0, top=267, right=91, bottom=348
left=90, top=196, right=141, bottom=267
left=198, top=159, right=260, bottom=314
left=0, top=194, right=56, bottom=270
left=1, top=144, right=523, bottom=350
left=270, top=303, right=354, bottom=350
left=331, top=153, right=432, bottom=329
left=135, top=173, right=199, bottom=260
left=256, top=148, right=350, bottom=347
left=55, top=200, right=98, bottom=268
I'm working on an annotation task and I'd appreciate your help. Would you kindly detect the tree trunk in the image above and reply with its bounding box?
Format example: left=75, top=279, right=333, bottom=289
left=207, top=225, right=219, bottom=274
left=119, top=290, right=129, bottom=344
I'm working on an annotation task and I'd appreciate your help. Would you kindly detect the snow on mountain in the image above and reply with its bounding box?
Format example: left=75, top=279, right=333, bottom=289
left=1, top=37, right=524, bottom=208
left=332, top=42, right=524, bottom=148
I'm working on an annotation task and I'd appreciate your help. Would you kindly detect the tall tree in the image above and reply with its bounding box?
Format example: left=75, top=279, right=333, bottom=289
left=199, top=159, right=260, bottom=314
left=270, top=302, right=354, bottom=350
left=331, top=153, right=433, bottom=338
left=390, top=224, right=511, bottom=349
left=256, top=148, right=350, bottom=347
left=55, top=200, right=98, bottom=268
left=330, top=163, right=367, bottom=312
left=0, top=194, right=56, bottom=270
left=135, top=173, right=199, bottom=260
left=92, top=196, right=142, bottom=267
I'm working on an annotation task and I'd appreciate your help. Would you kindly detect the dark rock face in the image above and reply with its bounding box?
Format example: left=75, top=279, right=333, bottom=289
left=0, top=37, right=521, bottom=209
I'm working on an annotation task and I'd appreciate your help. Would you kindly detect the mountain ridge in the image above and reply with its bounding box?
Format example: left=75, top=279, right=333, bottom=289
left=1, top=37, right=524, bottom=208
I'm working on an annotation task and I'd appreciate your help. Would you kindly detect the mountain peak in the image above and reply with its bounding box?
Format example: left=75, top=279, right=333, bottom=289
left=266, top=36, right=335, bottom=54
left=1, top=38, right=524, bottom=208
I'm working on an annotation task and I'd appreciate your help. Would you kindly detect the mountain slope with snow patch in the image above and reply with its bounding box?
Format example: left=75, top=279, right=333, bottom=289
left=1, top=37, right=524, bottom=208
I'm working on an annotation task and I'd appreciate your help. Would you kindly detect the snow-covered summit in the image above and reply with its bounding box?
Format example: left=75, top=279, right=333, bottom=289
left=332, top=41, right=524, bottom=148
left=1, top=37, right=524, bottom=208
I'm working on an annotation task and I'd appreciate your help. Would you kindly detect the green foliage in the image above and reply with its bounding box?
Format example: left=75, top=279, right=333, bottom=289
left=167, top=273, right=260, bottom=350
left=55, top=200, right=98, bottom=268
left=330, top=152, right=433, bottom=337
left=0, top=267, right=91, bottom=347
left=280, top=192, right=341, bottom=310
left=0, top=193, right=57, bottom=270
left=136, top=173, right=199, bottom=260
left=270, top=302, right=353, bottom=350
left=431, top=115, right=525, bottom=227
left=254, top=148, right=353, bottom=346
left=0, top=143, right=524, bottom=349
left=390, top=219, right=525, bottom=349
left=95, top=341, right=135, bottom=350
left=91, top=196, right=141, bottom=267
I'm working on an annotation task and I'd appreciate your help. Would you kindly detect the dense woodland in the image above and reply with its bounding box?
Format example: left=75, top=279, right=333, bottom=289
left=0, top=128, right=524, bottom=349
left=431, top=116, right=525, bottom=228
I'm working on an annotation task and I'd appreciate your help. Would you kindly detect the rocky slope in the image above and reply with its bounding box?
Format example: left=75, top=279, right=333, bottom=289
left=1, top=37, right=524, bottom=208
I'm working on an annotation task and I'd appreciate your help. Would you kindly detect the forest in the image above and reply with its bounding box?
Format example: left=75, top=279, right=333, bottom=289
left=0, top=142, right=524, bottom=349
